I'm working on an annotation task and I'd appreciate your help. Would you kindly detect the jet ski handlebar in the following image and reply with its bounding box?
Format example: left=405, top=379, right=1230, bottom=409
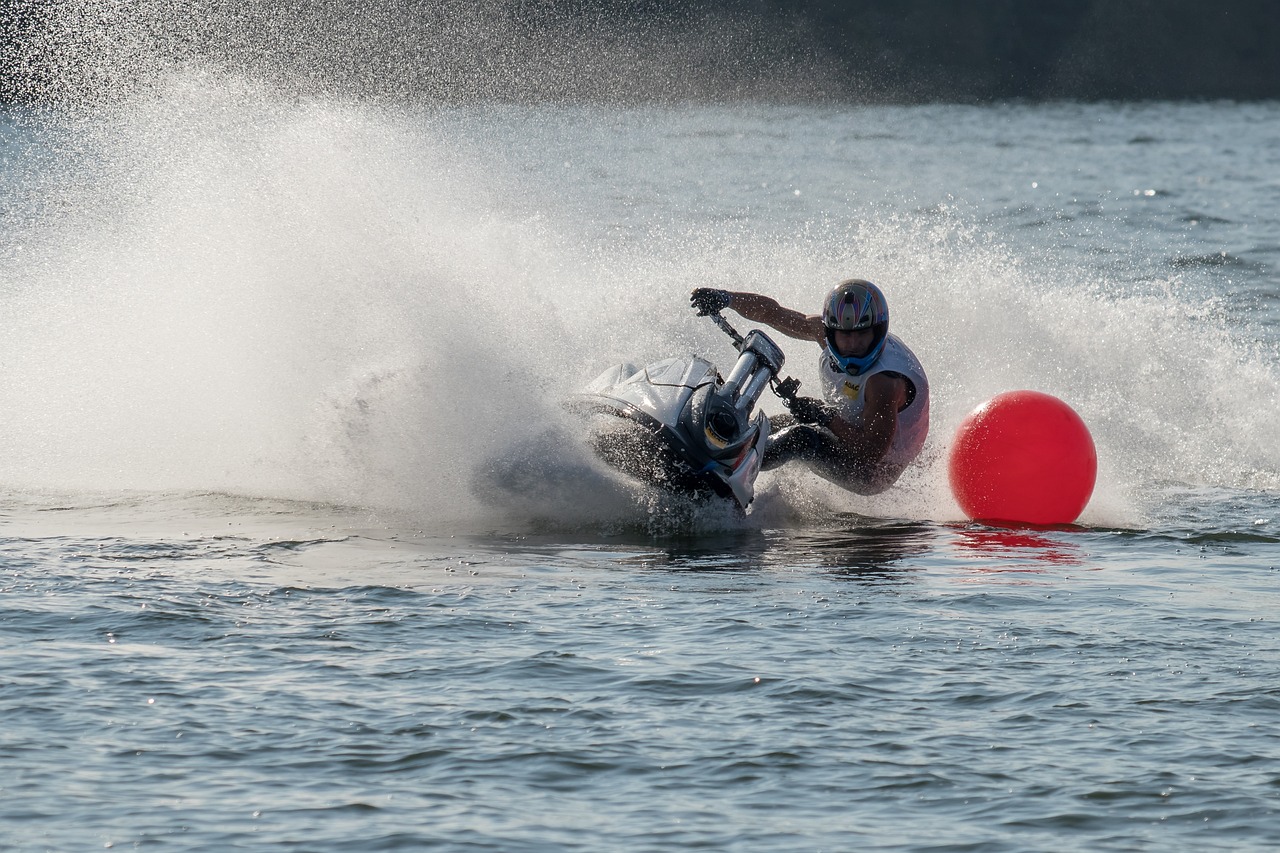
left=708, top=312, right=745, bottom=348
left=702, top=311, right=801, bottom=406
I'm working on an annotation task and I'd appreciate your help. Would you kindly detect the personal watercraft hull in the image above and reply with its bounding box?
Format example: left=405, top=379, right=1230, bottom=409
left=571, top=351, right=774, bottom=509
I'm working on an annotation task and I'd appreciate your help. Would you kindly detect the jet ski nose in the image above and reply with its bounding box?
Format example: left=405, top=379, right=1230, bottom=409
left=708, top=409, right=739, bottom=442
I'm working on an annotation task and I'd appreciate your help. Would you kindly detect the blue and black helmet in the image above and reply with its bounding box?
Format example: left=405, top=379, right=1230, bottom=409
left=821, top=279, right=889, bottom=375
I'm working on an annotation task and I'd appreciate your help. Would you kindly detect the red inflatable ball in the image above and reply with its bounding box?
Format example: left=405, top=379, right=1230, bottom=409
left=948, top=390, right=1097, bottom=526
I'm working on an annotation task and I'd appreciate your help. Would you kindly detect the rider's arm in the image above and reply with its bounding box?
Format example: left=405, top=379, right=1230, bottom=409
left=826, top=372, right=907, bottom=467
left=724, top=292, right=825, bottom=343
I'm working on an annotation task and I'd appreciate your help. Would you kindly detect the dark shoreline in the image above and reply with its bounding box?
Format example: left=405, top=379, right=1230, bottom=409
left=3, top=0, right=1278, bottom=106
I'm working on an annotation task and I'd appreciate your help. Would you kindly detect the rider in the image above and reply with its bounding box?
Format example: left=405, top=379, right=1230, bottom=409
left=690, top=280, right=929, bottom=495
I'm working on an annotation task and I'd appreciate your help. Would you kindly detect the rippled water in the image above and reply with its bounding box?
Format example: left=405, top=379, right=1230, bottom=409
left=2, top=90, right=1279, bottom=850
left=4, top=489, right=1280, bottom=850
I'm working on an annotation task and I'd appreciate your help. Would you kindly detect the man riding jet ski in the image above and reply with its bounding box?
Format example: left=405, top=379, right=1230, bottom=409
left=691, top=279, right=929, bottom=496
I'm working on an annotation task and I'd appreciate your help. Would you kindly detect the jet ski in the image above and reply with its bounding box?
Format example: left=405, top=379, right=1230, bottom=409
left=569, top=310, right=801, bottom=510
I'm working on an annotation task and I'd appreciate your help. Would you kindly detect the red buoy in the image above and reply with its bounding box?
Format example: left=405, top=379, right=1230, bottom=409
left=948, top=390, right=1097, bottom=526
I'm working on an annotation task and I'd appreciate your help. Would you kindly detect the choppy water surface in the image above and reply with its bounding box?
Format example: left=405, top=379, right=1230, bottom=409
left=2, top=83, right=1279, bottom=853
left=4, top=488, right=1280, bottom=851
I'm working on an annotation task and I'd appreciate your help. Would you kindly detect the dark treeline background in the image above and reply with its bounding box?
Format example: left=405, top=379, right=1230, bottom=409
left=2, top=0, right=1278, bottom=105
left=783, top=0, right=1279, bottom=100
left=770, top=0, right=1279, bottom=101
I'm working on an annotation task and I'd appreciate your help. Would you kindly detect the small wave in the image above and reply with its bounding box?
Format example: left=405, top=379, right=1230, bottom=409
left=1180, top=212, right=1233, bottom=225
left=1176, top=530, right=1280, bottom=546
left=1169, top=251, right=1258, bottom=270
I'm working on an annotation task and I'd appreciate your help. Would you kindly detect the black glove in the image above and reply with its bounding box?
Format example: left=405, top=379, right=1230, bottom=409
left=788, top=396, right=836, bottom=427
left=690, top=288, right=732, bottom=316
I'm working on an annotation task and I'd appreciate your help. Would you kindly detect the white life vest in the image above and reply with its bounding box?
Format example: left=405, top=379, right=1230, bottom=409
left=817, top=334, right=930, bottom=470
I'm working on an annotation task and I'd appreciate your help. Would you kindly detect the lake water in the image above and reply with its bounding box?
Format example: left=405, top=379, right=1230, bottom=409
left=2, top=77, right=1279, bottom=850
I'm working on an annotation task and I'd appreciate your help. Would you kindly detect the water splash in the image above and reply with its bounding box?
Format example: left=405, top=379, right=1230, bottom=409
left=2, top=9, right=1277, bottom=533
left=2, top=0, right=840, bottom=110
